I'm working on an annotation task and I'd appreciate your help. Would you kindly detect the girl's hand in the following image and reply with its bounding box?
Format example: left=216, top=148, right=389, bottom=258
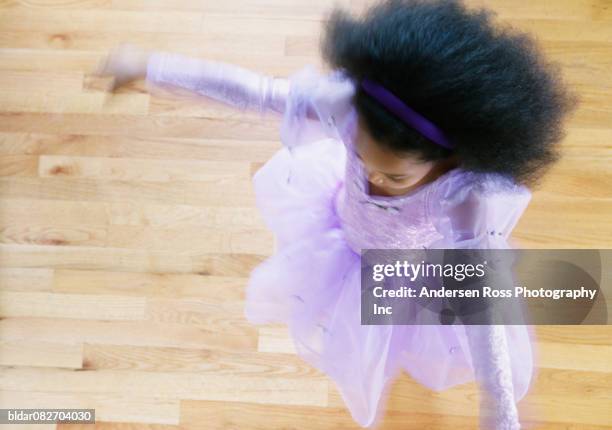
left=94, top=43, right=152, bottom=91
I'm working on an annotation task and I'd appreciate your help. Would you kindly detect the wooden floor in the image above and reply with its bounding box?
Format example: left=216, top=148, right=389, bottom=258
left=0, top=0, right=611, bottom=429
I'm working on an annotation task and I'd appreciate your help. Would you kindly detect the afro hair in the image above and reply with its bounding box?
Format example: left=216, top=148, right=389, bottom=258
left=320, top=0, right=579, bottom=187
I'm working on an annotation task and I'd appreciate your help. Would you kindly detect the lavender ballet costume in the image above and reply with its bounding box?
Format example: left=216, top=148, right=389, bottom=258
left=146, top=52, right=536, bottom=429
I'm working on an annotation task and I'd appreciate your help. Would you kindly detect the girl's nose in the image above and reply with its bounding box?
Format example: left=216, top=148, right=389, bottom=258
left=368, top=171, right=385, bottom=185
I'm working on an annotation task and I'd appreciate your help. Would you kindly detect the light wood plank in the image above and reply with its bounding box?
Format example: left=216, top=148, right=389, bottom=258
left=0, top=340, right=83, bottom=369
left=0, top=291, right=146, bottom=320
left=0, top=267, right=54, bottom=292
left=0, top=0, right=610, bottom=428
left=1, top=390, right=180, bottom=425
left=0, top=318, right=256, bottom=352
left=53, top=269, right=246, bottom=301
left=0, top=367, right=329, bottom=408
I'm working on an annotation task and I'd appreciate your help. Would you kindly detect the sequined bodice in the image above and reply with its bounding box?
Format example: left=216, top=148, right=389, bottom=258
left=334, top=108, right=448, bottom=253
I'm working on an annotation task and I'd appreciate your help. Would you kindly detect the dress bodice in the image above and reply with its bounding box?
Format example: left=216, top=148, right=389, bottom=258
left=333, top=107, right=448, bottom=253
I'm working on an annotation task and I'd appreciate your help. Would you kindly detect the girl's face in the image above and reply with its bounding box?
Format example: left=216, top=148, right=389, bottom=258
left=355, top=120, right=449, bottom=196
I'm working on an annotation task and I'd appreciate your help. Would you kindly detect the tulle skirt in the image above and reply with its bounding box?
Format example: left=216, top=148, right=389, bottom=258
left=244, top=139, right=534, bottom=428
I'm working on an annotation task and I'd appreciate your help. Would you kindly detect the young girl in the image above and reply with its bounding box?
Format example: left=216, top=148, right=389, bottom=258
left=95, top=0, right=577, bottom=428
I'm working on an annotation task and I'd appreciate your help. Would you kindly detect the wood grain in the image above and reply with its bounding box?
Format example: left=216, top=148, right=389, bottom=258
left=0, top=0, right=610, bottom=429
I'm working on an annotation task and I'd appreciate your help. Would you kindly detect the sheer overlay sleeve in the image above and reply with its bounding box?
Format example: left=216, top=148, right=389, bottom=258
left=428, top=173, right=533, bottom=430
left=145, top=51, right=290, bottom=117
left=279, top=65, right=356, bottom=151
left=145, top=55, right=357, bottom=150
left=427, top=172, right=532, bottom=250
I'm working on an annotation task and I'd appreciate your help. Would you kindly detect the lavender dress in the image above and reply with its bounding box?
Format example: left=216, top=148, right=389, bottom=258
left=146, top=53, right=535, bottom=429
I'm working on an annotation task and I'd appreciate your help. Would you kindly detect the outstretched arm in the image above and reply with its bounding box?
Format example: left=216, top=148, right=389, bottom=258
left=465, top=325, right=521, bottom=430
left=145, top=51, right=291, bottom=116
left=428, top=182, right=533, bottom=429
left=445, top=251, right=522, bottom=430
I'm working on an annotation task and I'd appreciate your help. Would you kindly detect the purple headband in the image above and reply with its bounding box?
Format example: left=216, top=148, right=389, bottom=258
left=360, top=78, right=455, bottom=150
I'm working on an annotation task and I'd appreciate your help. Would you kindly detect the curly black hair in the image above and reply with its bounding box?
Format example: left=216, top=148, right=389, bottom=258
left=320, top=0, right=579, bottom=187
